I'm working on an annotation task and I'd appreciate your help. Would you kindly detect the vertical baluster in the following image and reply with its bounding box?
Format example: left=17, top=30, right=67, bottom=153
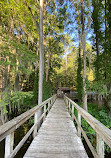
left=65, top=97, right=67, bottom=106
left=96, top=133, right=104, bottom=158
left=33, top=112, right=38, bottom=138
left=68, top=101, right=70, bottom=112
left=52, top=97, right=54, bottom=104
left=72, top=105, right=74, bottom=119
left=44, top=104, right=46, bottom=121
left=5, top=132, right=14, bottom=158
left=67, top=99, right=68, bottom=108
left=48, top=101, right=50, bottom=113
left=64, top=96, right=65, bottom=104
left=51, top=99, right=52, bottom=106
left=78, top=111, right=81, bottom=137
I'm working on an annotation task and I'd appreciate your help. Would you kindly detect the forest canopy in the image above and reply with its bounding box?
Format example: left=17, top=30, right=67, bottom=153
left=0, top=0, right=111, bottom=123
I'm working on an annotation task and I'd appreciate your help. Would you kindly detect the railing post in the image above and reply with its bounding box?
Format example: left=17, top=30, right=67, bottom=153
left=72, top=105, right=74, bottom=119
left=33, top=112, right=38, bottom=138
left=96, top=133, right=104, bottom=158
left=64, top=97, right=65, bottom=103
left=54, top=95, right=56, bottom=102
left=44, top=104, right=46, bottom=121
left=5, top=132, right=14, bottom=158
left=78, top=111, right=81, bottom=137
left=52, top=97, right=54, bottom=104
left=48, top=101, right=50, bottom=113
left=64, top=97, right=67, bottom=106
left=68, top=101, right=70, bottom=112
left=51, top=99, right=52, bottom=106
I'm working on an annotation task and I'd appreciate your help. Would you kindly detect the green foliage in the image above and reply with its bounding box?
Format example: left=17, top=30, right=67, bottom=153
left=0, top=89, right=34, bottom=116
left=11, top=91, right=33, bottom=104
left=43, top=77, right=52, bottom=101
left=81, top=118, right=96, bottom=145
left=33, top=72, right=38, bottom=104
left=89, top=81, right=108, bottom=96
left=0, top=88, right=11, bottom=114
left=78, top=102, right=111, bottom=153
left=91, top=0, right=111, bottom=111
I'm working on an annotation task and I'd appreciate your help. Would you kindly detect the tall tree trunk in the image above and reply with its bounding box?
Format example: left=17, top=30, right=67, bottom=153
left=94, top=1, right=102, bottom=109
left=83, top=37, right=87, bottom=111
left=38, top=0, right=44, bottom=129
left=76, top=9, right=82, bottom=102
left=81, top=0, right=87, bottom=111
left=104, top=0, right=107, bottom=80
left=108, top=0, right=111, bottom=39
left=95, top=33, right=99, bottom=81
left=65, top=55, right=67, bottom=86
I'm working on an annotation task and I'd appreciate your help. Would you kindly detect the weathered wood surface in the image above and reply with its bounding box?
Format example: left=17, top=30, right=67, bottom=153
left=64, top=95, right=111, bottom=158
left=24, top=98, right=88, bottom=158
left=64, top=95, right=111, bottom=149
left=0, top=95, right=56, bottom=142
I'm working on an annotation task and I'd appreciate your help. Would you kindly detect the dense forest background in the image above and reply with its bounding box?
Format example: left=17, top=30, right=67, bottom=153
left=0, top=0, right=111, bottom=156
left=0, top=0, right=111, bottom=131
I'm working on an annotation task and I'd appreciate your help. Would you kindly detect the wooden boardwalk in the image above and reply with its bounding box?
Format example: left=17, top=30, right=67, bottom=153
left=24, top=98, right=88, bottom=158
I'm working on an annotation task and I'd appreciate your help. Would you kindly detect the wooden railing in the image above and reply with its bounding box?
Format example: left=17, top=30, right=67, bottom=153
left=64, top=95, right=111, bottom=158
left=0, top=95, right=57, bottom=158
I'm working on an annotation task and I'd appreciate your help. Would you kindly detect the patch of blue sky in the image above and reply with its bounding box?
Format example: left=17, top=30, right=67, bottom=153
left=54, top=0, right=94, bottom=57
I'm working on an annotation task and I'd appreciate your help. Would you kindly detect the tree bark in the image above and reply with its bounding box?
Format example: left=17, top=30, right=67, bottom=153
left=81, top=0, right=87, bottom=111
left=65, top=55, right=67, bottom=86
left=82, top=36, right=87, bottom=111
left=104, top=0, right=107, bottom=80
left=38, top=0, right=44, bottom=130
left=76, top=8, right=83, bottom=102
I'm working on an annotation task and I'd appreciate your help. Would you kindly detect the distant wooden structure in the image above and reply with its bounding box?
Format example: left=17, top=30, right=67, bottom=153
left=57, top=87, right=70, bottom=97
left=66, top=91, right=98, bottom=102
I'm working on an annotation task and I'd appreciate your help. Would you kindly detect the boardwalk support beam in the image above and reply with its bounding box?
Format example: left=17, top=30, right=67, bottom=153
left=64, top=95, right=111, bottom=158
left=78, top=111, right=81, bottom=137
left=5, top=132, right=14, bottom=158
left=97, top=133, right=104, bottom=158
left=33, top=112, right=38, bottom=138
left=44, top=104, right=46, bottom=121
left=0, top=95, right=57, bottom=158
left=72, top=105, right=74, bottom=119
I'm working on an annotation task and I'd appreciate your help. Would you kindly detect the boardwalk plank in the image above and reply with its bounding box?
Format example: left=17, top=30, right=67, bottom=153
left=24, top=98, right=88, bottom=158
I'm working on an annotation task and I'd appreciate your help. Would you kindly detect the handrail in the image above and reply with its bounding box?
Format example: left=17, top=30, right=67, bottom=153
left=64, top=95, right=111, bottom=158
left=0, top=94, right=57, bottom=158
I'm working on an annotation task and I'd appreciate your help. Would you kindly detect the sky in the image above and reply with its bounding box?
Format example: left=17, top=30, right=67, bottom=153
left=56, top=0, right=93, bottom=53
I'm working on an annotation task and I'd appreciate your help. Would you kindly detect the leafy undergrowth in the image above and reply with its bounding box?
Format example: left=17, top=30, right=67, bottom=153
left=77, top=102, right=111, bottom=154
left=87, top=103, right=111, bottom=129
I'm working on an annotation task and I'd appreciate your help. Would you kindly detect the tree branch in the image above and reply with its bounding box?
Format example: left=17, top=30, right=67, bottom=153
left=24, top=0, right=39, bottom=32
